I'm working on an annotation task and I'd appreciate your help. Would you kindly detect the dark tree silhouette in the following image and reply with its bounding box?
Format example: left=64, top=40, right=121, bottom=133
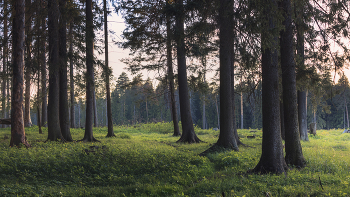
left=175, top=0, right=201, bottom=143
left=10, top=0, right=30, bottom=147
left=47, top=0, right=64, bottom=141
left=251, top=0, right=287, bottom=174
left=280, top=0, right=306, bottom=168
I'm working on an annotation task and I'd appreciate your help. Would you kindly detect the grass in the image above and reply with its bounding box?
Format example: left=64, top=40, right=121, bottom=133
left=0, top=123, right=349, bottom=196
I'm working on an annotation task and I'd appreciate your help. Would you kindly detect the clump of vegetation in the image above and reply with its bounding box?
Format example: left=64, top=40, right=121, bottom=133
left=0, top=123, right=349, bottom=196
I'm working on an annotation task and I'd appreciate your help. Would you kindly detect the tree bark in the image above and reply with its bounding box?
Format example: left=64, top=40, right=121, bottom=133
left=295, top=0, right=308, bottom=141
left=69, top=22, right=75, bottom=128
left=24, top=0, right=32, bottom=127
left=59, top=0, right=73, bottom=141
left=280, top=100, right=285, bottom=140
left=200, top=0, right=238, bottom=155
left=298, top=90, right=308, bottom=141
left=47, top=0, right=64, bottom=141
left=280, top=0, right=305, bottom=168
left=41, top=0, right=47, bottom=127
left=251, top=0, right=287, bottom=174
left=104, top=0, right=115, bottom=137
left=166, top=2, right=181, bottom=136
left=11, top=0, right=30, bottom=147
left=240, top=92, right=243, bottom=129
left=81, top=0, right=98, bottom=142
left=175, top=0, right=200, bottom=143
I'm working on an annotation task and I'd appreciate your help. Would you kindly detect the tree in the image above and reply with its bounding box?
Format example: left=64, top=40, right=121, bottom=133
left=280, top=0, right=306, bottom=167
left=200, top=0, right=238, bottom=155
left=81, top=0, right=98, bottom=142
left=10, top=0, right=30, bottom=147
left=2, top=0, right=9, bottom=128
left=295, top=0, right=308, bottom=141
left=166, top=0, right=180, bottom=136
left=41, top=0, right=48, bottom=127
left=47, top=0, right=64, bottom=141
left=24, top=0, right=33, bottom=127
left=69, top=21, right=75, bottom=128
left=104, top=0, right=115, bottom=137
left=175, top=0, right=201, bottom=143
left=59, top=0, right=73, bottom=141
left=251, top=0, right=287, bottom=174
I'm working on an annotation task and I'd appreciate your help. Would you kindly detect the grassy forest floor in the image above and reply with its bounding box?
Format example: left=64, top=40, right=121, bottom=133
left=0, top=122, right=349, bottom=197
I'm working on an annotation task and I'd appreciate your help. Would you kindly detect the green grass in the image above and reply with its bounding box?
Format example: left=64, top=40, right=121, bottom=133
left=0, top=123, right=349, bottom=196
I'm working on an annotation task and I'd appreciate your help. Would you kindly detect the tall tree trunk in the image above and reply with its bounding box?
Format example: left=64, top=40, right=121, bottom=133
left=215, top=95, right=220, bottom=129
left=59, top=0, right=72, bottom=141
left=104, top=0, right=115, bottom=137
left=280, top=0, right=305, bottom=168
left=251, top=0, right=287, bottom=174
left=81, top=0, right=98, bottom=142
left=345, top=97, right=349, bottom=129
left=175, top=0, right=200, bottom=143
left=298, top=90, right=308, bottom=141
left=41, top=0, right=47, bottom=127
left=2, top=0, right=8, bottom=128
left=11, top=0, right=30, bottom=147
left=69, top=22, right=75, bottom=128
left=37, top=68, right=42, bottom=134
left=47, top=0, right=64, bottom=141
left=166, top=3, right=181, bottom=136
left=295, top=0, right=308, bottom=141
left=200, top=0, right=238, bottom=155
left=24, top=0, right=32, bottom=127
left=78, top=99, right=81, bottom=128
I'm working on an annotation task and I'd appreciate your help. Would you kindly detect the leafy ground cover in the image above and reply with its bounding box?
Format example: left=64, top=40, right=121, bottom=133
left=0, top=122, right=349, bottom=196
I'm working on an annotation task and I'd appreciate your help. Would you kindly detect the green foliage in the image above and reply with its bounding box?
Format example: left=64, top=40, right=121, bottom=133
left=0, top=124, right=349, bottom=196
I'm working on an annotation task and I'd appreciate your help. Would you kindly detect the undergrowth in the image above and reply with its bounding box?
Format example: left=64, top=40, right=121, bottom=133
left=0, top=124, right=349, bottom=196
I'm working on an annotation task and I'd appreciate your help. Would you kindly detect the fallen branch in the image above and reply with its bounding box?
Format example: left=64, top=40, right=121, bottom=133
left=0, top=118, right=11, bottom=125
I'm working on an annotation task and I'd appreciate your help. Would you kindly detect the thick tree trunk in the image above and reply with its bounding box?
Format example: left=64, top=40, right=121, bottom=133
left=69, top=22, right=75, bottom=128
left=81, top=0, right=98, bottom=142
left=93, top=87, right=98, bottom=127
left=47, top=0, right=64, bottom=141
left=24, top=0, right=32, bottom=127
left=215, top=95, right=220, bottom=129
left=251, top=0, right=287, bottom=174
left=11, top=0, right=30, bottom=147
left=104, top=0, right=115, bottom=137
left=280, top=0, right=305, bottom=168
left=298, top=90, right=308, bottom=141
left=215, top=0, right=238, bottom=150
left=175, top=0, right=200, bottom=143
left=59, top=0, right=73, bottom=141
left=41, top=0, right=47, bottom=127
left=200, top=0, right=238, bottom=155
left=166, top=5, right=181, bottom=136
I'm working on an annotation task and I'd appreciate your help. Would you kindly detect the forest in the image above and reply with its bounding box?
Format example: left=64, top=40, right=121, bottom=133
left=1, top=0, right=350, bottom=196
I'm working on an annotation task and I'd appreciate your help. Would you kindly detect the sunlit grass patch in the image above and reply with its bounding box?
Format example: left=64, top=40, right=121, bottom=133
left=0, top=125, right=349, bottom=196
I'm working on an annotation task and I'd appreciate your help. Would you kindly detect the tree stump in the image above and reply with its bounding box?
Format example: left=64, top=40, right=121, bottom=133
left=309, top=123, right=316, bottom=135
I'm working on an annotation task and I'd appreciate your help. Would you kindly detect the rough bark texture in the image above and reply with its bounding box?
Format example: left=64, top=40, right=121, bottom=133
left=11, top=0, right=30, bottom=147
left=104, top=0, right=115, bottom=137
left=41, top=0, right=47, bottom=127
left=200, top=0, right=238, bottom=156
left=298, top=90, right=308, bottom=141
left=175, top=0, right=200, bottom=143
left=216, top=0, right=238, bottom=150
left=280, top=0, right=305, bottom=168
left=251, top=0, right=287, bottom=174
left=59, top=0, right=73, bottom=141
left=47, top=0, right=64, bottom=141
left=280, top=101, right=285, bottom=140
left=166, top=3, right=181, bottom=136
left=81, top=0, right=98, bottom=142
left=69, top=22, right=75, bottom=128
left=24, top=0, right=32, bottom=127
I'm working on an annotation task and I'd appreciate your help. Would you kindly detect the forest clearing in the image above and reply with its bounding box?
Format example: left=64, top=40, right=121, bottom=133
left=0, top=122, right=349, bottom=197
